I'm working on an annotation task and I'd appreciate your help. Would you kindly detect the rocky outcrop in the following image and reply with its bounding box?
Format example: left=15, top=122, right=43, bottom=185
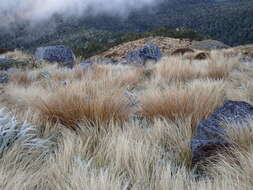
left=35, top=45, right=75, bottom=67
left=191, top=100, right=253, bottom=167
left=125, top=45, right=161, bottom=64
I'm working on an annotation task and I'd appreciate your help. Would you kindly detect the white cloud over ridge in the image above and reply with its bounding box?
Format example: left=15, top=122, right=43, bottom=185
left=0, top=0, right=159, bottom=23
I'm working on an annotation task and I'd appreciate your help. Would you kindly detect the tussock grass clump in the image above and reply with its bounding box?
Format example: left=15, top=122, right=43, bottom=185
left=149, top=118, right=193, bottom=168
left=225, top=119, right=253, bottom=150
left=207, top=60, right=230, bottom=79
left=154, top=57, right=204, bottom=82
left=0, top=107, right=51, bottom=190
left=140, top=79, right=225, bottom=128
left=87, top=64, right=143, bottom=88
left=25, top=80, right=131, bottom=129
left=9, top=71, right=31, bottom=86
left=205, top=148, right=253, bottom=190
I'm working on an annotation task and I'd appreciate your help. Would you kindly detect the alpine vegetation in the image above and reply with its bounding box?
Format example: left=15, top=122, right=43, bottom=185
left=0, top=43, right=253, bottom=189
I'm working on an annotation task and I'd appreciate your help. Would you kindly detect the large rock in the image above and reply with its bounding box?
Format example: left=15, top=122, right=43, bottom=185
left=125, top=45, right=161, bottom=64
left=35, top=45, right=75, bottom=67
left=191, top=100, right=253, bottom=167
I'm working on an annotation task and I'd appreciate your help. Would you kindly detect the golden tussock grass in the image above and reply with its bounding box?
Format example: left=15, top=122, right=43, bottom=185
left=1, top=50, right=253, bottom=189
left=155, top=58, right=201, bottom=81
left=225, top=119, right=253, bottom=150
left=154, top=57, right=204, bottom=82
left=140, top=79, right=225, bottom=129
left=9, top=71, right=31, bottom=86
left=207, top=60, right=230, bottom=79
left=24, top=80, right=131, bottom=129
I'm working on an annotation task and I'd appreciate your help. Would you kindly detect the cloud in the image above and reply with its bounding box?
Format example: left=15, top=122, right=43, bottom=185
left=0, top=0, right=159, bottom=25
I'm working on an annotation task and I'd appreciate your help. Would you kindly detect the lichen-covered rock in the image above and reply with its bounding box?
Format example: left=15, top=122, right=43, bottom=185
left=35, top=45, right=75, bottom=67
left=125, top=45, right=161, bottom=64
left=191, top=100, right=253, bottom=167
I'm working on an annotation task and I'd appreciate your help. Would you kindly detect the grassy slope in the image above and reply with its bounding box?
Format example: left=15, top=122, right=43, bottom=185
left=0, top=48, right=253, bottom=189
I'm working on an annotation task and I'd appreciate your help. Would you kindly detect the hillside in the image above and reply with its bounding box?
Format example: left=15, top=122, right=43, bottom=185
left=0, top=0, right=253, bottom=52
left=0, top=39, right=253, bottom=189
left=90, top=37, right=193, bottom=61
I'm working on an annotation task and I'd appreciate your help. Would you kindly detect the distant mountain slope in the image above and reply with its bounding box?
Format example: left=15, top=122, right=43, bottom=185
left=0, top=0, right=252, bottom=53
left=82, top=0, right=253, bottom=45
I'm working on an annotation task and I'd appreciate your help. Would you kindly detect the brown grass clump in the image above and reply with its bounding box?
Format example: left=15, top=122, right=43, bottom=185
left=206, top=148, right=253, bottom=189
left=9, top=71, right=31, bottom=86
left=207, top=60, right=230, bottom=80
left=149, top=118, right=193, bottom=168
left=171, top=48, right=195, bottom=56
left=154, top=57, right=204, bottom=82
left=140, top=79, right=225, bottom=128
left=72, top=65, right=86, bottom=80
left=25, top=80, right=131, bottom=129
left=225, top=119, right=253, bottom=150
left=87, top=64, right=143, bottom=89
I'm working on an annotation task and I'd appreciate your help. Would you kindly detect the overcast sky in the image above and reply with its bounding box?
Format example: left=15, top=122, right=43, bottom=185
left=0, top=0, right=160, bottom=25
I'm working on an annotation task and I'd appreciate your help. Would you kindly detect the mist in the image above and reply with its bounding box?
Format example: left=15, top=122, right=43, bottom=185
left=0, top=0, right=160, bottom=27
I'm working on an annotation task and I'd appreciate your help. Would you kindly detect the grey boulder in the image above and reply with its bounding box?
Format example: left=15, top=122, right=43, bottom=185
left=35, top=45, right=75, bottom=67
left=125, top=45, right=161, bottom=64
left=191, top=100, right=253, bottom=167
